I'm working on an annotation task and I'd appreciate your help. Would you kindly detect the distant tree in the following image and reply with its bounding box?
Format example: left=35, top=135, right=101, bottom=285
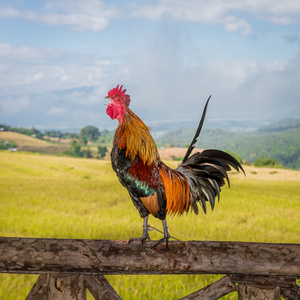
left=170, top=155, right=183, bottom=161
left=45, top=130, right=63, bottom=140
left=68, top=132, right=79, bottom=139
left=82, top=148, right=92, bottom=158
left=79, top=126, right=100, bottom=144
left=79, top=134, right=88, bottom=146
left=27, top=127, right=43, bottom=139
left=71, top=140, right=82, bottom=157
left=0, top=141, right=17, bottom=150
left=254, top=156, right=283, bottom=168
left=97, top=146, right=108, bottom=158
left=0, top=124, right=11, bottom=131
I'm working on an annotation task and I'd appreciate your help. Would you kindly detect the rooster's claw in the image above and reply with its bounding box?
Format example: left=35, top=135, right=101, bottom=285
left=151, top=237, right=170, bottom=250
left=128, top=233, right=150, bottom=245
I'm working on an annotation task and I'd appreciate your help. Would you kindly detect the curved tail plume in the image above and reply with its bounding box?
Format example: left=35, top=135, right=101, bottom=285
left=182, top=95, right=212, bottom=164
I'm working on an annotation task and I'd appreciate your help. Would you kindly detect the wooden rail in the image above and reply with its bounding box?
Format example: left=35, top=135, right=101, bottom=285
left=0, top=237, right=299, bottom=299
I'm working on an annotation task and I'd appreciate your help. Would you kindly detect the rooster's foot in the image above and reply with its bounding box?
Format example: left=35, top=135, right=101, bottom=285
left=151, top=237, right=170, bottom=250
left=151, top=219, right=172, bottom=250
left=128, top=232, right=150, bottom=244
left=128, top=216, right=151, bottom=245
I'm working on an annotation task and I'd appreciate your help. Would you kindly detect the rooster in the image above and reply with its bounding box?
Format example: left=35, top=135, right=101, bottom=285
left=106, top=85, right=244, bottom=249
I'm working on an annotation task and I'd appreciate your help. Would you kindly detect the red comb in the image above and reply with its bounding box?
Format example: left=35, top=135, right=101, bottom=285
left=107, top=85, right=131, bottom=106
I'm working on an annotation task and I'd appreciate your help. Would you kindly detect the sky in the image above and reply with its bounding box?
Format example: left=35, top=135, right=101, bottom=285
left=0, top=0, right=299, bottom=131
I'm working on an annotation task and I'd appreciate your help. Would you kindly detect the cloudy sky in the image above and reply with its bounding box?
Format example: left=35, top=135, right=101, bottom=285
left=0, top=0, right=299, bottom=131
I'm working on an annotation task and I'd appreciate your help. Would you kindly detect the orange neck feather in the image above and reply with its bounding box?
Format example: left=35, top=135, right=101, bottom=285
left=115, top=107, right=158, bottom=165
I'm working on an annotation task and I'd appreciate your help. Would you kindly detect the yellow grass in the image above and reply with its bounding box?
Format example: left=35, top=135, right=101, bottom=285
left=0, top=131, right=70, bottom=154
left=0, top=151, right=299, bottom=299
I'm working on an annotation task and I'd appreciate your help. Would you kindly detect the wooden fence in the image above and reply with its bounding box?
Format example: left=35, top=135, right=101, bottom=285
left=0, top=237, right=299, bottom=299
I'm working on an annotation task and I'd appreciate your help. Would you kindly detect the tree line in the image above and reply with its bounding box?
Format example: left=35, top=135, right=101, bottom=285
left=0, top=124, right=110, bottom=159
left=61, top=126, right=109, bottom=159
left=1, top=122, right=298, bottom=169
left=0, top=124, right=43, bottom=139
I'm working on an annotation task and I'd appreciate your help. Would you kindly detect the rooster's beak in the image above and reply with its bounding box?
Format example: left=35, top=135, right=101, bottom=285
left=105, top=96, right=112, bottom=106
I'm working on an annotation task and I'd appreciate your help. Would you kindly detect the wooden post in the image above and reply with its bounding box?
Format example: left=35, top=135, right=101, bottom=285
left=85, top=275, right=122, bottom=300
left=238, top=284, right=280, bottom=300
left=47, top=274, right=86, bottom=300
left=179, top=275, right=237, bottom=300
left=25, top=274, right=47, bottom=300
left=280, top=286, right=300, bottom=300
left=231, top=274, right=298, bottom=300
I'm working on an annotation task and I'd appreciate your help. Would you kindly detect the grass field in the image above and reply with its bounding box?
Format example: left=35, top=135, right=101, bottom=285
left=0, top=131, right=70, bottom=154
left=0, top=151, right=299, bottom=299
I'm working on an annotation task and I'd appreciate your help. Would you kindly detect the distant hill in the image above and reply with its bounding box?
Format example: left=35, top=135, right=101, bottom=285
left=157, top=118, right=300, bottom=170
left=1, top=117, right=299, bottom=169
left=157, top=128, right=245, bottom=149
left=258, top=118, right=300, bottom=133
left=226, top=128, right=300, bottom=169
left=0, top=131, right=70, bottom=154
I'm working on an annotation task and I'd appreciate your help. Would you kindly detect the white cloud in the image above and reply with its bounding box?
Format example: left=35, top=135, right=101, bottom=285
left=0, top=44, right=119, bottom=94
left=268, top=16, right=297, bottom=25
left=124, top=27, right=300, bottom=124
left=61, top=75, right=70, bottom=81
left=47, top=106, right=66, bottom=116
left=0, top=7, right=20, bottom=18
left=1, top=51, right=299, bottom=129
left=131, top=0, right=300, bottom=35
left=1, top=0, right=299, bottom=34
left=0, top=42, right=131, bottom=127
left=0, top=96, right=30, bottom=115
left=0, top=1, right=299, bottom=129
left=33, top=73, right=44, bottom=81
left=0, top=0, right=115, bottom=31
left=223, top=16, right=251, bottom=35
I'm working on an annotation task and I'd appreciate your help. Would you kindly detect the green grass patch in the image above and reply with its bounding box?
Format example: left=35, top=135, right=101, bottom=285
left=0, top=151, right=299, bottom=299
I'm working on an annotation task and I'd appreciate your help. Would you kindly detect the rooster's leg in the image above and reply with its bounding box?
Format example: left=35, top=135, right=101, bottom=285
left=128, top=216, right=151, bottom=244
left=151, top=219, right=170, bottom=250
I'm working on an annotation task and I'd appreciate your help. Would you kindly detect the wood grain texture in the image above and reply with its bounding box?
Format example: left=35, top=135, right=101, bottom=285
left=48, top=274, right=85, bottom=300
left=85, top=275, right=122, bottom=300
left=238, top=284, right=280, bottom=300
left=231, top=274, right=298, bottom=288
left=0, top=237, right=299, bottom=276
left=25, top=274, right=47, bottom=300
left=179, top=275, right=237, bottom=300
left=280, top=286, right=300, bottom=300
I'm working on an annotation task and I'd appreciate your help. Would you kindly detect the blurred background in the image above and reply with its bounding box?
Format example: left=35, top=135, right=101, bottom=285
left=0, top=0, right=299, bottom=130
left=0, top=2, right=300, bottom=299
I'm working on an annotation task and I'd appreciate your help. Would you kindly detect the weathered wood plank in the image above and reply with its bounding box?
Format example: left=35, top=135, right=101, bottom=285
left=179, top=275, right=236, bottom=300
left=25, top=274, right=47, bottom=300
left=280, top=285, right=300, bottom=300
left=231, top=274, right=300, bottom=299
left=238, top=284, right=280, bottom=300
left=47, top=274, right=86, bottom=300
left=85, top=275, right=122, bottom=300
left=231, top=274, right=297, bottom=288
left=0, top=237, right=299, bottom=276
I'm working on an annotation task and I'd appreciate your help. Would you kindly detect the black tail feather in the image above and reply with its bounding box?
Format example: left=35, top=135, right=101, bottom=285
left=182, top=95, right=211, bottom=164
left=176, top=97, right=245, bottom=215
left=177, top=149, right=244, bottom=215
left=201, top=149, right=245, bottom=175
